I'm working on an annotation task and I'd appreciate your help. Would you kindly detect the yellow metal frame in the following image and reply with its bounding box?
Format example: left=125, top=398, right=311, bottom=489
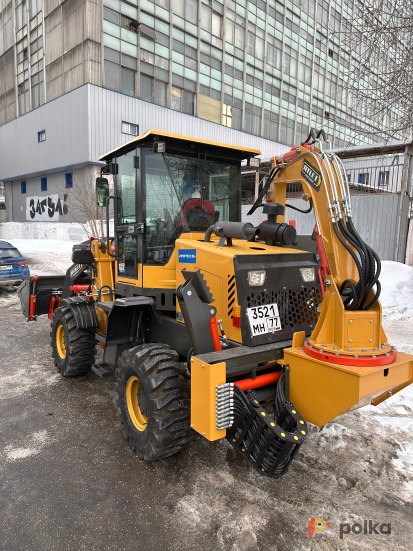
left=285, top=347, right=413, bottom=426
left=191, top=357, right=226, bottom=441
left=100, top=128, right=261, bottom=161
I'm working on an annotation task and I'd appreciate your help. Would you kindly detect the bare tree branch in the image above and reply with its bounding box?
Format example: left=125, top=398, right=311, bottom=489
left=57, top=167, right=113, bottom=237
left=329, top=0, right=413, bottom=143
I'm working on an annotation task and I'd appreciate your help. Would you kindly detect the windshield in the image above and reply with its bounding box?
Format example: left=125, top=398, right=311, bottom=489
left=0, top=247, right=21, bottom=259
left=144, top=151, right=241, bottom=263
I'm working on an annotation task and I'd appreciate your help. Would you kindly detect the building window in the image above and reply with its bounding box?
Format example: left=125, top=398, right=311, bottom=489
left=358, top=173, right=370, bottom=186
left=174, top=0, right=198, bottom=26
left=154, top=80, right=166, bottom=106
left=226, top=9, right=245, bottom=51
left=18, top=81, right=30, bottom=116
left=41, top=177, right=47, bottom=192
left=244, top=103, right=261, bottom=136
left=65, top=173, right=73, bottom=189
left=378, top=171, right=389, bottom=187
left=16, top=1, right=28, bottom=31
left=21, top=181, right=26, bottom=194
left=139, top=74, right=168, bottom=108
left=30, top=0, right=42, bottom=18
left=32, top=71, right=44, bottom=109
left=140, top=74, right=153, bottom=102
left=283, top=45, right=298, bottom=79
left=104, top=48, right=137, bottom=97
left=223, top=104, right=232, bottom=127
left=171, top=87, right=195, bottom=116
left=280, top=117, right=295, bottom=146
left=38, top=130, right=45, bottom=142
left=139, top=74, right=167, bottom=107
left=122, top=122, right=138, bottom=135
left=263, top=111, right=279, bottom=142
left=201, top=4, right=222, bottom=37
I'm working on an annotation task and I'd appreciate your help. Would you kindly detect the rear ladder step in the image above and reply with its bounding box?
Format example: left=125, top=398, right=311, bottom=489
left=95, top=333, right=106, bottom=344
left=92, top=363, right=114, bottom=378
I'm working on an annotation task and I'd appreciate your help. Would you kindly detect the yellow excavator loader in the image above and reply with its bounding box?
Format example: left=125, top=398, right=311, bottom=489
left=18, top=129, right=413, bottom=478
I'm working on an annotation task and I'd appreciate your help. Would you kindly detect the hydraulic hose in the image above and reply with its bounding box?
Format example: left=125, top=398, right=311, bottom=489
left=337, top=218, right=366, bottom=309
left=332, top=221, right=364, bottom=310
left=285, top=201, right=313, bottom=214
left=247, top=165, right=282, bottom=216
left=323, top=149, right=382, bottom=311
left=346, top=217, right=382, bottom=310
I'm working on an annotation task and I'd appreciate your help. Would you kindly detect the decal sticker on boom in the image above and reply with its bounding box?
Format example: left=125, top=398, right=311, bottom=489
left=179, top=249, right=196, bottom=263
left=70, top=264, right=84, bottom=278
left=301, top=160, right=322, bottom=192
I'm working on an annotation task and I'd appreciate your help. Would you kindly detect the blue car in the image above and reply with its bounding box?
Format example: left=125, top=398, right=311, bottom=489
left=0, top=240, right=30, bottom=287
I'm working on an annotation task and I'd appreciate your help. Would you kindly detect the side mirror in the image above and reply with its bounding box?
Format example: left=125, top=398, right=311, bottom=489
left=96, top=177, right=109, bottom=207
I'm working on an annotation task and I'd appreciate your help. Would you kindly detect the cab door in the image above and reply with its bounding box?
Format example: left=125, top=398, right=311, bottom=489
left=115, top=149, right=142, bottom=281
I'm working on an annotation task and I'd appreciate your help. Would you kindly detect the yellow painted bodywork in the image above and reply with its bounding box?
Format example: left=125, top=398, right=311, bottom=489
left=285, top=347, right=413, bottom=426
left=91, top=239, right=116, bottom=343
left=100, top=129, right=261, bottom=161
left=191, top=356, right=226, bottom=440
left=175, top=235, right=306, bottom=342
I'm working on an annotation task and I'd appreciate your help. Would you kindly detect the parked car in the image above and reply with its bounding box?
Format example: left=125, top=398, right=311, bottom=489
left=0, top=240, right=30, bottom=287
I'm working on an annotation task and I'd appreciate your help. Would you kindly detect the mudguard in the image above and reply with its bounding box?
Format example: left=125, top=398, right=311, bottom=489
left=61, top=296, right=99, bottom=330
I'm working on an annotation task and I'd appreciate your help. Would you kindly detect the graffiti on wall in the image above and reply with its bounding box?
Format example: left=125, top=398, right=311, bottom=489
left=26, top=194, right=69, bottom=221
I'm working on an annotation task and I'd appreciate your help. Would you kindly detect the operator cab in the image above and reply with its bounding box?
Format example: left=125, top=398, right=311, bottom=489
left=98, top=130, right=260, bottom=278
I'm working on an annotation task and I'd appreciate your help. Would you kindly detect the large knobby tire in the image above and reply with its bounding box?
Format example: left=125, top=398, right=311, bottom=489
left=115, top=343, right=193, bottom=460
left=50, top=306, right=97, bottom=377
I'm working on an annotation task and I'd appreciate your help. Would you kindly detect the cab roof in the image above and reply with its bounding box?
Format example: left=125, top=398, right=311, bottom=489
left=99, top=129, right=261, bottom=161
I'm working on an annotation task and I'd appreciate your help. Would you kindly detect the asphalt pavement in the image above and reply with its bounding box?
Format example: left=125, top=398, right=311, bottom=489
left=1, top=286, right=412, bottom=551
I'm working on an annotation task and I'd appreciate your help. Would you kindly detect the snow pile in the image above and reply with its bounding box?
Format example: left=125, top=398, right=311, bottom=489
left=6, top=238, right=80, bottom=275
left=380, top=261, right=413, bottom=322
left=7, top=239, right=76, bottom=255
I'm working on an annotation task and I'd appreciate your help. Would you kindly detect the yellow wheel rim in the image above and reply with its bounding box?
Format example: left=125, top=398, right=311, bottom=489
left=56, top=324, right=66, bottom=359
left=126, top=376, right=147, bottom=432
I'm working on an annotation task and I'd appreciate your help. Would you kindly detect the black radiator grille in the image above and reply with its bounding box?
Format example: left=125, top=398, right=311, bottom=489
left=246, top=286, right=321, bottom=330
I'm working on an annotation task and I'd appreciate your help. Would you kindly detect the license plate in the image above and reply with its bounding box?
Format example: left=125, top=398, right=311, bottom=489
left=0, top=265, right=12, bottom=271
left=246, top=303, right=282, bottom=337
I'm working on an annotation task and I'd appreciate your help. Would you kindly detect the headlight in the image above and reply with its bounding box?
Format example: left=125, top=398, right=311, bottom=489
left=299, top=267, right=315, bottom=282
left=248, top=157, right=260, bottom=167
left=248, top=270, right=266, bottom=286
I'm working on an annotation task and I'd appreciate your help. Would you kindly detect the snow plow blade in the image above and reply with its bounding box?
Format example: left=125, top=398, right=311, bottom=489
left=284, top=346, right=413, bottom=427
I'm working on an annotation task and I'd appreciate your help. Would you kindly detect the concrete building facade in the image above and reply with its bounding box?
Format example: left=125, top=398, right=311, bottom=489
left=1, top=0, right=388, bottom=146
left=0, top=83, right=289, bottom=223
left=0, top=0, right=401, bottom=225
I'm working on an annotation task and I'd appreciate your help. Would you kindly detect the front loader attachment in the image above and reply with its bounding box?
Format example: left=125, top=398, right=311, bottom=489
left=17, top=261, right=92, bottom=322
left=18, top=275, right=66, bottom=321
